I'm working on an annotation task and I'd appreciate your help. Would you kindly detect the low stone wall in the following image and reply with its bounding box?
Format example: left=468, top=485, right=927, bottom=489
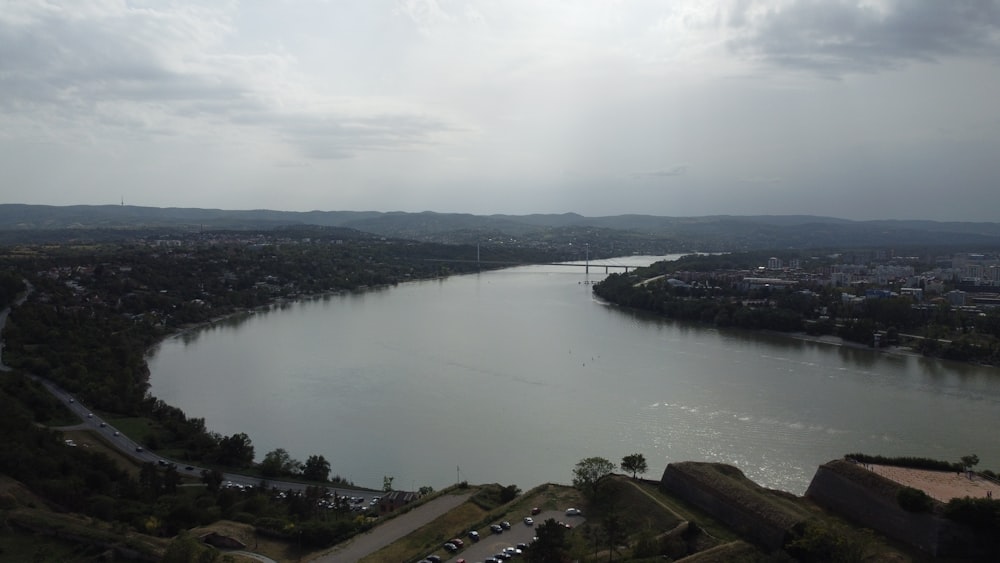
left=659, top=463, right=795, bottom=551
left=805, top=460, right=979, bottom=557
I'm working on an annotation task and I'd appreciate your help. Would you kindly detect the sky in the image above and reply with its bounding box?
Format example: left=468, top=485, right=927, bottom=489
left=2, top=0, right=1000, bottom=221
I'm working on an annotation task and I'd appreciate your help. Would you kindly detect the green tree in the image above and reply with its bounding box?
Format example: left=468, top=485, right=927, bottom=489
left=201, top=468, right=224, bottom=492
left=897, top=486, right=933, bottom=513
left=382, top=475, right=394, bottom=492
left=603, top=511, right=625, bottom=561
left=217, top=432, right=254, bottom=468
left=961, top=454, right=980, bottom=471
left=163, top=464, right=181, bottom=494
left=260, top=448, right=301, bottom=478
left=526, top=518, right=571, bottom=563
left=302, top=454, right=331, bottom=482
left=500, top=484, right=521, bottom=503
left=573, top=456, right=615, bottom=498
left=620, top=453, right=648, bottom=479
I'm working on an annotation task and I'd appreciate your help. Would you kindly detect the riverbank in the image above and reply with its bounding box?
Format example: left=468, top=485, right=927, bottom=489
left=777, top=330, right=923, bottom=358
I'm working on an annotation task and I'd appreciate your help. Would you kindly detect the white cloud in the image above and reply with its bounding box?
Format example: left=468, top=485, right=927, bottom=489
left=0, top=0, right=457, bottom=157
left=2, top=1, right=1000, bottom=220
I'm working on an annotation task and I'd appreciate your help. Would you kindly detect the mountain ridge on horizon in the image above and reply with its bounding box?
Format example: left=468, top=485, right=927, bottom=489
left=1, top=203, right=999, bottom=251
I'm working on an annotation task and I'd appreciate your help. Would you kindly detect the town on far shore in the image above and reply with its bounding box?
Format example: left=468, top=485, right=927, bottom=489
left=594, top=249, right=1000, bottom=365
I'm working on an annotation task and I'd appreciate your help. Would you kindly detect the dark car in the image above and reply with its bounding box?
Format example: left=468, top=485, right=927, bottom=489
left=500, top=520, right=511, bottom=530
left=490, top=524, right=503, bottom=534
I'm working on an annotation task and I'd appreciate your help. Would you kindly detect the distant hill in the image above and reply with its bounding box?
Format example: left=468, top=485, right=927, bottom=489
left=1, top=204, right=999, bottom=251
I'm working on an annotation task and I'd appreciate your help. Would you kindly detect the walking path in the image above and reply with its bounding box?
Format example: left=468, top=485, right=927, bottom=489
left=869, top=464, right=1000, bottom=503
left=308, top=492, right=472, bottom=562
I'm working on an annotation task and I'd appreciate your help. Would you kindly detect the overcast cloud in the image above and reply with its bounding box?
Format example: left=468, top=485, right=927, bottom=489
left=2, top=0, right=999, bottom=221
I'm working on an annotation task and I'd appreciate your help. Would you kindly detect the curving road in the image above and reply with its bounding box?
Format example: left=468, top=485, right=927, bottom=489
left=0, top=280, right=31, bottom=372
left=1, top=281, right=379, bottom=498
left=3, top=282, right=480, bottom=562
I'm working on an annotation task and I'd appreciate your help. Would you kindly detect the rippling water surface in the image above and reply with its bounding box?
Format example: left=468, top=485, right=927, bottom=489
left=149, top=256, right=1000, bottom=493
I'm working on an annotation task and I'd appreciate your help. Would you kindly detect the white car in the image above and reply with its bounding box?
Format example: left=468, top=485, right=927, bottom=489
left=523, top=516, right=534, bottom=526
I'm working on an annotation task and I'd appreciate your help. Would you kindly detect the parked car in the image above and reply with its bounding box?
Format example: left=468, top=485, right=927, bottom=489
left=490, top=524, right=503, bottom=534
left=468, top=530, right=480, bottom=541
left=524, top=516, right=534, bottom=526
left=449, top=538, right=464, bottom=548
left=443, top=542, right=457, bottom=552
left=565, top=507, right=582, bottom=516
left=531, top=506, right=541, bottom=515
left=500, top=520, right=511, bottom=529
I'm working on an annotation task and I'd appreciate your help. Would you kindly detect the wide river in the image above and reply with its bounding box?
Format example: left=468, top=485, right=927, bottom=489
left=148, top=256, right=1000, bottom=495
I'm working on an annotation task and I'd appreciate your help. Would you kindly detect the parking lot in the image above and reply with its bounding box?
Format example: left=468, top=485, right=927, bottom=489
left=441, top=509, right=585, bottom=563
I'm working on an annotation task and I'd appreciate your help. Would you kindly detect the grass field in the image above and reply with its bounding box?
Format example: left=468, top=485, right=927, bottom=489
left=0, top=528, right=99, bottom=563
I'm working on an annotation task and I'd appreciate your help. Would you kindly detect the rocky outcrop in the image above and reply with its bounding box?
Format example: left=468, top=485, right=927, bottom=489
left=200, top=531, right=247, bottom=549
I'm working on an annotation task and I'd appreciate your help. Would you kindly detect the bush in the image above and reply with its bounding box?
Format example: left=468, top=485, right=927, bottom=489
left=786, top=520, right=871, bottom=563
left=845, top=453, right=957, bottom=472
left=897, top=487, right=933, bottom=513
left=944, top=497, right=1000, bottom=531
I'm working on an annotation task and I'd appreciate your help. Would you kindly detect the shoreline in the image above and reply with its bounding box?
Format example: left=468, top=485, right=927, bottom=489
left=775, top=330, right=923, bottom=358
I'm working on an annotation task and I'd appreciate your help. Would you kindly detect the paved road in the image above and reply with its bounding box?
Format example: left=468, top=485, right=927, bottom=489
left=2, top=281, right=379, bottom=502
left=31, top=373, right=381, bottom=500
left=5, top=283, right=477, bottom=562
left=309, top=492, right=472, bottom=562
left=0, top=280, right=32, bottom=372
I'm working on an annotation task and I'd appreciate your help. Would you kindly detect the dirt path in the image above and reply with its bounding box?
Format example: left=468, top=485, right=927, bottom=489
left=625, top=479, right=685, bottom=522
left=308, top=492, right=472, bottom=562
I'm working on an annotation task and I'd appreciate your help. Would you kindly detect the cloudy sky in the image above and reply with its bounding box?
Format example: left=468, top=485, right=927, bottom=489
left=3, top=1, right=1000, bottom=221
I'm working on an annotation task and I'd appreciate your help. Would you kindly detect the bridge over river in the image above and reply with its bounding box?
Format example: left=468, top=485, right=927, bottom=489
left=423, top=258, right=633, bottom=273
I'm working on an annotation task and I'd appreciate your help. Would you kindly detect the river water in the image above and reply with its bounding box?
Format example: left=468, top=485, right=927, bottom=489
left=148, top=256, right=1000, bottom=494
